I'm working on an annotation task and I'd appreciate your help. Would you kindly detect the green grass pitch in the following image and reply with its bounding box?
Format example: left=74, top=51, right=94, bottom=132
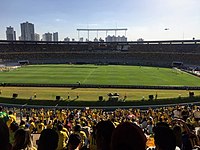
left=0, top=64, right=200, bottom=86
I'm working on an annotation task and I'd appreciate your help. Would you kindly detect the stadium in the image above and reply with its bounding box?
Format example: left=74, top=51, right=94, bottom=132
left=0, top=39, right=200, bottom=108
left=1, top=39, right=200, bottom=150
left=1, top=1, right=200, bottom=149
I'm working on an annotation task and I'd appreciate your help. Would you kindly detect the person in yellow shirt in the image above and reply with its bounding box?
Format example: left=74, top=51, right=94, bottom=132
left=62, top=126, right=70, bottom=137
left=19, top=120, right=26, bottom=129
left=9, top=121, right=19, bottom=145
left=47, top=120, right=53, bottom=129
left=73, top=124, right=87, bottom=149
left=45, top=110, right=50, bottom=123
left=57, top=124, right=68, bottom=150
left=38, top=111, right=44, bottom=122
left=57, top=109, right=66, bottom=122
left=7, top=111, right=16, bottom=127
left=29, top=120, right=36, bottom=133
left=32, top=112, right=37, bottom=121
left=37, top=120, right=45, bottom=134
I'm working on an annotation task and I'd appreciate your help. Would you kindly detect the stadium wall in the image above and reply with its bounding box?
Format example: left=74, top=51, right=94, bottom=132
left=1, top=83, right=200, bottom=90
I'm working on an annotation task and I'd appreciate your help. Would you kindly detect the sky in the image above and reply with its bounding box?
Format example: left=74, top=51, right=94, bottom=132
left=0, top=0, right=200, bottom=41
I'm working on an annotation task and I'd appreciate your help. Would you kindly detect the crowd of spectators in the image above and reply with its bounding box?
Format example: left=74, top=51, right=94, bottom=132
left=128, top=44, right=200, bottom=53
left=1, top=50, right=200, bottom=67
left=1, top=41, right=200, bottom=53
left=0, top=104, right=200, bottom=150
left=1, top=41, right=200, bottom=66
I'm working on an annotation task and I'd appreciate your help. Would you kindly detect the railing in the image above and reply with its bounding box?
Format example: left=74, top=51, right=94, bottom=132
left=0, top=39, right=200, bottom=45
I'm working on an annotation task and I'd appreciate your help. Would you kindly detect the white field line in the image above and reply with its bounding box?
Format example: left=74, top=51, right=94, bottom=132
left=82, top=68, right=96, bottom=83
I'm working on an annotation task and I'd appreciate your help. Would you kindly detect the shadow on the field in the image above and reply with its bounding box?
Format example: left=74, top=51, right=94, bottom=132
left=64, top=95, right=79, bottom=102
left=69, top=97, right=79, bottom=102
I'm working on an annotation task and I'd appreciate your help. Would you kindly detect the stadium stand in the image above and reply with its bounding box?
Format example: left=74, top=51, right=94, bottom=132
left=0, top=104, right=199, bottom=149
left=0, top=40, right=200, bottom=67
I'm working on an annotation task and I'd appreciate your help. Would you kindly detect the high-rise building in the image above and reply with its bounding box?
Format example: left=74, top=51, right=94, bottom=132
left=20, top=21, right=35, bottom=41
left=105, top=35, right=113, bottom=42
left=6, top=26, right=16, bottom=40
left=94, top=37, right=98, bottom=42
left=105, top=35, right=127, bottom=42
left=120, top=36, right=127, bottom=42
left=42, top=32, right=52, bottom=41
left=137, top=38, right=144, bottom=42
left=53, top=32, right=58, bottom=41
left=34, top=33, right=40, bottom=41
left=79, top=37, right=84, bottom=42
left=99, top=38, right=104, bottom=42
left=64, top=37, right=70, bottom=41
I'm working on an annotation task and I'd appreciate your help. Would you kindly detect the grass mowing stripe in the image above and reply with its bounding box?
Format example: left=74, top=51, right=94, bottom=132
left=0, top=64, right=200, bottom=86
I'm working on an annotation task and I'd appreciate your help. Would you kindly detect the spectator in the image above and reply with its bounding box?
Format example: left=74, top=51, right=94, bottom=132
left=9, top=121, right=19, bottom=145
left=111, top=122, right=147, bottom=150
left=193, top=106, right=200, bottom=122
left=146, top=121, right=154, bottom=135
left=47, top=120, right=53, bottom=129
left=181, top=106, right=189, bottom=121
left=173, top=107, right=181, bottom=118
left=37, top=129, right=59, bottom=150
left=173, top=125, right=182, bottom=149
left=140, top=117, right=148, bottom=129
left=0, top=106, right=9, bottom=123
left=96, top=120, right=115, bottom=150
left=7, top=111, right=16, bottom=127
left=172, top=118, right=196, bottom=149
left=0, top=119, right=12, bottom=150
left=19, top=120, right=26, bottom=129
left=57, top=123, right=69, bottom=150
left=12, top=128, right=36, bottom=150
left=74, top=124, right=87, bottom=149
left=154, top=126, right=176, bottom=150
left=37, top=120, right=45, bottom=133
left=67, top=133, right=82, bottom=150
left=29, top=119, right=36, bottom=133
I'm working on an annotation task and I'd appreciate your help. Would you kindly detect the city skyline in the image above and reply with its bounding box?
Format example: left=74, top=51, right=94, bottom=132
left=5, top=22, right=129, bottom=42
left=4, top=21, right=129, bottom=41
left=0, top=0, right=200, bottom=41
